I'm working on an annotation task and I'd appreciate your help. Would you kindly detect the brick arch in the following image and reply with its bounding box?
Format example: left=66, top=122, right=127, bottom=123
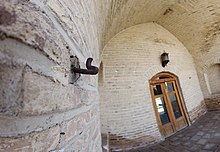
left=143, top=67, right=189, bottom=110
left=150, top=71, right=177, bottom=80
left=99, top=22, right=204, bottom=150
left=144, top=65, right=184, bottom=82
left=2, top=0, right=220, bottom=151
left=203, top=57, right=220, bottom=72
left=143, top=65, right=186, bottom=96
left=202, top=58, right=220, bottom=95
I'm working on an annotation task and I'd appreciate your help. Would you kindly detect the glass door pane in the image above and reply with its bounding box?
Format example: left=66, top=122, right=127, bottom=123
left=155, top=97, right=170, bottom=125
left=166, top=82, right=175, bottom=92
left=169, top=93, right=182, bottom=119
left=153, top=84, right=163, bottom=95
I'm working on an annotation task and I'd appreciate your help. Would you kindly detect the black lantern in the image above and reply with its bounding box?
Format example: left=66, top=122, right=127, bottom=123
left=161, top=52, right=169, bottom=67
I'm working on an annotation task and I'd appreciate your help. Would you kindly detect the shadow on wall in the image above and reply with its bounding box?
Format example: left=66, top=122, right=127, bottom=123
left=204, top=63, right=220, bottom=111
left=207, top=64, right=220, bottom=95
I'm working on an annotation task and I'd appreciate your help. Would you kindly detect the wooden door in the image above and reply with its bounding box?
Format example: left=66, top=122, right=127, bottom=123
left=149, top=73, right=189, bottom=137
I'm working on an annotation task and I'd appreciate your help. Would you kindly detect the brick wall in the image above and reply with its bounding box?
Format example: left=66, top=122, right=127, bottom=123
left=0, top=0, right=101, bottom=151
left=100, top=23, right=205, bottom=149
left=207, top=64, right=220, bottom=95
left=194, top=35, right=220, bottom=98
left=156, top=1, right=220, bottom=99
left=1, top=0, right=220, bottom=151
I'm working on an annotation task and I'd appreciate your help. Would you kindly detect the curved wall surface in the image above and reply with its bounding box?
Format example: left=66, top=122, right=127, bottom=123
left=2, top=0, right=219, bottom=151
left=0, top=1, right=101, bottom=151
left=99, top=22, right=205, bottom=149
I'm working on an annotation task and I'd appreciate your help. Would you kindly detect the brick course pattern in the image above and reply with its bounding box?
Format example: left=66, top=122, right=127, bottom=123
left=100, top=23, right=205, bottom=148
left=1, top=0, right=220, bottom=151
left=0, top=0, right=101, bottom=151
left=0, top=125, right=60, bottom=152
left=188, top=101, right=207, bottom=123
left=205, top=94, right=220, bottom=111
left=206, top=64, right=220, bottom=94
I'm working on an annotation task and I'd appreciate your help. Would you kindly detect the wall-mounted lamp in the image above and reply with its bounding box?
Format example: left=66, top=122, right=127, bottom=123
left=161, top=52, right=169, bottom=67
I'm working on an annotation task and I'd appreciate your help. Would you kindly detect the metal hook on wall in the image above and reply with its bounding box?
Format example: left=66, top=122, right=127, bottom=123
left=69, top=56, right=99, bottom=83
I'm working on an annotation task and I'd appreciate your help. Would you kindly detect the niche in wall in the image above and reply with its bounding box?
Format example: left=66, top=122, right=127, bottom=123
left=207, top=64, right=220, bottom=95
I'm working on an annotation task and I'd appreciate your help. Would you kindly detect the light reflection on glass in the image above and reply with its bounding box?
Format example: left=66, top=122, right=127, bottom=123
left=155, top=97, right=170, bottom=125
left=169, top=94, right=182, bottom=119
left=153, top=85, right=162, bottom=95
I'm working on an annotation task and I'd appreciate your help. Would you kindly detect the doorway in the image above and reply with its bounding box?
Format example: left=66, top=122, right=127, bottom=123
left=149, top=73, right=189, bottom=137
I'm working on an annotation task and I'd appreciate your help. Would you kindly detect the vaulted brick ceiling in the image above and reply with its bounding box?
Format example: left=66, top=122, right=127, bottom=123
left=101, top=0, right=220, bottom=55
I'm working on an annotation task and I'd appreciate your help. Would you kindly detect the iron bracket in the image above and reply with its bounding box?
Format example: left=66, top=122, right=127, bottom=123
left=69, top=56, right=99, bottom=83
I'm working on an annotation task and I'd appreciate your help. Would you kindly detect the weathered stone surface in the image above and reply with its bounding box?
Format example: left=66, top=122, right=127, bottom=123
left=64, top=116, right=101, bottom=152
left=0, top=6, right=16, bottom=26
left=65, top=113, right=90, bottom=142
left=45, top=0, right=101, bottom=62
left=22, top=71, right=81, bottom=115
left=0, top=38, right=70, bottom=85
left=65, top=105, right=98, bottom=142
left=0, top=103, right=99, bottom=137
left=0, top=0, right=101, bottom=151
left=0, top=0, right=70, bottom=67
left=0, top=64, right=23, bottom=116
left=0, top=125, right=60, bottom=152
left=81, top=89, right=98, bottom=106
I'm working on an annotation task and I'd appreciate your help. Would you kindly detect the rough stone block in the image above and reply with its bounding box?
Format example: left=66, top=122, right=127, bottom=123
left=22, top=71, right=81, bottom=115
left=0, top=64, right=23, bottom=116
left=65, top=111, right=91, bottom=142
left=64, top=117, right=101, bottom=152
left=81, top=90, right=98, bottom=106
left=0, top=0, right=101, bottom=152
left=0, top=38, right=71, bottom=85
left=0, top=125, right=60, bottom=152
left=0, top=0, right=70, bottom=68
left=45, top=0, right=99, bottom=60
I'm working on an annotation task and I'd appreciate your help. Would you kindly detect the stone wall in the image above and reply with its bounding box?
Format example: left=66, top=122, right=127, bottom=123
left=99, top=23, right=205, bottom=149
left=0, top=0, right=101, bottom=151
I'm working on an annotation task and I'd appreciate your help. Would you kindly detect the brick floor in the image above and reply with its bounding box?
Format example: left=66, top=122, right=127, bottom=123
left=127, top=111, right=220, bottom=152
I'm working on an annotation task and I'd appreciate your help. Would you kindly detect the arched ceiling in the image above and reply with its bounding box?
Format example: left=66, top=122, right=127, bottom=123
left=100, top=0, right=220, bottom=55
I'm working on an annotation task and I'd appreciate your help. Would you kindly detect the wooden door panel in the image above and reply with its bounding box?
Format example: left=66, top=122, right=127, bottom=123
left=168, top=93, right=183, bottom=119
left=149, top=73, right=189, bottom=138
left=162, top=123, right=175, bottom=137
left=175, top=118, right=187, bottom=131
left=168, top=82, right=188, bottom=130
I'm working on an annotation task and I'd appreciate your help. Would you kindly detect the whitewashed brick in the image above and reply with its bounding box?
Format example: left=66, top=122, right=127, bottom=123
left=100, top=23, right=204, bottom=144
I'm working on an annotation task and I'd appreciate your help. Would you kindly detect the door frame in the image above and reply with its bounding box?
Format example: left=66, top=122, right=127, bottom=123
left=149, top=72, right=190, bottom=137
